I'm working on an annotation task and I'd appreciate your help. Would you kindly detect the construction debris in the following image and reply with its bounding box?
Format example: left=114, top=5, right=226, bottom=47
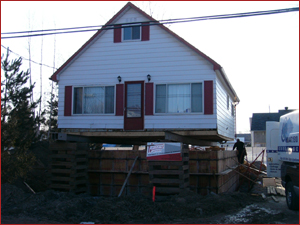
left=275, top=186, right=286, bottom=196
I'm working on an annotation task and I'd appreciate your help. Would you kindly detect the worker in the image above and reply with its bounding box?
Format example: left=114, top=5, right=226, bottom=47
left=232, top=139, right=247, bottom=164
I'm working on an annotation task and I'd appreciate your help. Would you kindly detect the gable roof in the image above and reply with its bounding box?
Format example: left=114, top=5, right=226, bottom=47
left=251, top=109, right=296, bottom=131
left=50, top=2, right=239, bottom=102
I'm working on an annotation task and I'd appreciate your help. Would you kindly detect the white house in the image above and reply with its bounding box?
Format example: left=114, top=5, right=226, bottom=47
left=51, top=2, right=240, bottom=145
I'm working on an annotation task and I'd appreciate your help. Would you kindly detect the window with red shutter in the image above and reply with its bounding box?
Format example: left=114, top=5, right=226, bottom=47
left=114, top=25, right=122, bottom=43
left=145, top=82, right=153, bottom=115
left=64, top=86, right=72, bottom=116
left=116, top=84, right=124, bottom=116
left=114, top=23, right=150, bottom=42
left=142, top=22, right=150, bottom=41
left=204, top=81, right=213, bottom=115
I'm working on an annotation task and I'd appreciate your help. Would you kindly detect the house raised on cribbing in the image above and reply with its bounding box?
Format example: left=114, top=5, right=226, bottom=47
left=51, top=2, right=240, bottom=145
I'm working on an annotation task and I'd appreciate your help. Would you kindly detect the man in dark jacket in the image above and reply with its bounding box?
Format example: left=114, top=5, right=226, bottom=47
left=232, top=139, right=247, bottom=164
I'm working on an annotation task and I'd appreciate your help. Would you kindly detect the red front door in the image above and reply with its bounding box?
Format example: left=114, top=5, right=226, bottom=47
left=124, top=81, right=144, bottom=130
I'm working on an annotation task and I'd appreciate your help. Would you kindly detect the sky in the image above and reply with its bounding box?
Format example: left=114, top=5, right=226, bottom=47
left=1, top=1, right=299, bottom=133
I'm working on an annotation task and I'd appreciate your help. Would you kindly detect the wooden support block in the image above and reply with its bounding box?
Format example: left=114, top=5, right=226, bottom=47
left=270, top=186, right=277, bottom=195
left=151, top=178, right=182, bottom=184
left=155, top=187, right=181, bottom=194
left=149, top=170, right=184, bottom=175
left=138, top=150, right=146, bottom=159
left=263, top=178, right=276, bottom=187
left=189, top=151, right=197, bottom=159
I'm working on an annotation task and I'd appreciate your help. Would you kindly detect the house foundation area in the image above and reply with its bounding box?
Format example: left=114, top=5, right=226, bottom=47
left=49, top=140, right=239, bottom=196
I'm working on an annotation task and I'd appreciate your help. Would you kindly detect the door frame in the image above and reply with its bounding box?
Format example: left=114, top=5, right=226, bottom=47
left=124, top=80, right=144, bottom=131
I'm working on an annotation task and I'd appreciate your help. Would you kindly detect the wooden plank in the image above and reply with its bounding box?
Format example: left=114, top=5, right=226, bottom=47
left=271, top=196, right=279, bottom=202
left=149, top=170, right=184, bottom=175
left=51, top=161, right=74, bottom=167
left=69, top=180, right=87, bottom=185
left=179, top=173, right=189, bottom=179
left=276, top=186, right=286, bottom=196
left=50, top=169, right=74, bottom=174
left=155, top=187, right=181, bottom=193
left=50, top=154, right=76, bottom=159
left=263, top=178, right=276, bottom=187
left=151, top=178, right=183, bottom=184
left=179, top=182, right=189, bottom=189
left=50, top=184, right=73, bottom=189
left=72, top=187, right=88, bottom=193
left=118, top=156, right=139, bottom=197
left=181, top=165, right=189, bottom=170
left=88, top=170, right=148, bottom=174
left=50, top=177, right=72, bottom=182
left=70, top=173, right=88, bottom=178
left=270, top=186, right=277, bottom=195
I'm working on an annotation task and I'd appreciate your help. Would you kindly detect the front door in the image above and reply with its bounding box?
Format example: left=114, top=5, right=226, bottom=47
left=124, top=81, right=144, bottom=130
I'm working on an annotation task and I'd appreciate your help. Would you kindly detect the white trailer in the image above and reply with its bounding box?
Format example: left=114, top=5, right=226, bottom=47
left=266, top=110, right=299, bottom=210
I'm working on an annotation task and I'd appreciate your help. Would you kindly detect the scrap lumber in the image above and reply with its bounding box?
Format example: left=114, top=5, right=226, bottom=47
left=271, top=196, right=279, bottom=202
left=267, top=186, right=277, bottom=195
left=23, top=181, right=36, bottom=194
left=226, top=166, right=263, bottom=187
left=275, top=186, right=286, bottom=196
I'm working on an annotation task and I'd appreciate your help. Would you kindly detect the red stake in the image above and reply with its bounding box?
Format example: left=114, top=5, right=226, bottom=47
left=152, top=186, right=156, bottom=202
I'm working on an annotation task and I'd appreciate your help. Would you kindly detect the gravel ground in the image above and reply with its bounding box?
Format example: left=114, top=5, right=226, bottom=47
left=1, top=181, right=299, bottom=224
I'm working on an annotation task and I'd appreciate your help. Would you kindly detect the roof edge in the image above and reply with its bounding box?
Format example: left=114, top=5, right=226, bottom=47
left=50, top=2, right=134, bottom=81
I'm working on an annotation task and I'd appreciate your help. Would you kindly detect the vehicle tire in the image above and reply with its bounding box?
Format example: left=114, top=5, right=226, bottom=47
left=286, top=181, right=299, bottom=210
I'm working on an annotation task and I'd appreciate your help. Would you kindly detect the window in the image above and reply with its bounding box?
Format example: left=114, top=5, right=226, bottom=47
left=155, top=83, right=203, bottom=113
left=73, top=86, right=114, bottom=114
left=231, top=104, right=234, bottom=116
left=123, top=25, right=140, bottom=41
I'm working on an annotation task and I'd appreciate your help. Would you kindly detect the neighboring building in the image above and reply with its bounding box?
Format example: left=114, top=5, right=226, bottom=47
left=220, top=134, right=251, bottom=149
left=250, top=107, right=296, bottom=147
left=50, top=2, right=239, bottom=145
left=237, top=133, right=251, bottom=146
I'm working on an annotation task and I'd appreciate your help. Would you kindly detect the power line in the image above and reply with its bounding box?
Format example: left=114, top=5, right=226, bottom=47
left=1, top=7, right=298, bottom=39
left=1, top=45, right=58, bottom=70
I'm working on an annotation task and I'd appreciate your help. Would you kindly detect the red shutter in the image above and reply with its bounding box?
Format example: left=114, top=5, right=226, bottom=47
left=64, top=86, right=72, bottom=116
left=141, top=22, right=150, bottom=41
left=116, top=84, right=124, bottom=116
left=145, top=82, right=154, bottom=115
left=204, top=81, right=213, bottom=115
left=114, top=25, right=122, bottom=43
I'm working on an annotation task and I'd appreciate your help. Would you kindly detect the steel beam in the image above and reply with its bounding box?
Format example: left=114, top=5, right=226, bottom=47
left=164, top=131, right=217, bottom=146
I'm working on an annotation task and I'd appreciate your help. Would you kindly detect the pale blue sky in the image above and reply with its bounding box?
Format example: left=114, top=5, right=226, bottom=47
left=1, top=1, right=299, bottom=133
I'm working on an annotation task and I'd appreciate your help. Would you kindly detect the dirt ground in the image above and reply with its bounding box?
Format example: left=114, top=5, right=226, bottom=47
left=1, top=180, right=299, bottom=224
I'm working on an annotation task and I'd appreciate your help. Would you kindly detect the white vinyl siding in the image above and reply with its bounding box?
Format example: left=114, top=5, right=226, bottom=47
left=56, top=8, right=234, bottom=135
left=216, top=77, right=235, bottom=139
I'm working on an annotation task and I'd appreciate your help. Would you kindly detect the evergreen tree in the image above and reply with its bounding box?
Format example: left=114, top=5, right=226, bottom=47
left=1, top=49, right=41, bottom=183
left=45, top=91, right=59, bottom=138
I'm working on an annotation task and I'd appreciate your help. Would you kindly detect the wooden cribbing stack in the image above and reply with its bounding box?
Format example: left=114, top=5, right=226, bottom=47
left=148, top=143, right=189, bottom=195
left=49, top=142, right=88, bottom=194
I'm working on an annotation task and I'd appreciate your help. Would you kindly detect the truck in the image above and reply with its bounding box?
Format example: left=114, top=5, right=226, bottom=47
left=266, top=110, right=299, bottom=210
